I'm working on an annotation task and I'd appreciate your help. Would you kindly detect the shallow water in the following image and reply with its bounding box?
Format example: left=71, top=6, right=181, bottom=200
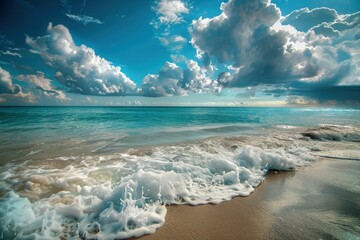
left=0, top=107, right=359, bottom=239
left=1, top=107, right=359, bottom=159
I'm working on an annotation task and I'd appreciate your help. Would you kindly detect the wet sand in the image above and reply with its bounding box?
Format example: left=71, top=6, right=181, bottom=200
left=140, top=158, right=360, bottom=240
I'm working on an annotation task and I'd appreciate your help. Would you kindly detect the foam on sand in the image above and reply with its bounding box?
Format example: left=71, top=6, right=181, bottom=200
left=1, top=125, right=359, bottom=239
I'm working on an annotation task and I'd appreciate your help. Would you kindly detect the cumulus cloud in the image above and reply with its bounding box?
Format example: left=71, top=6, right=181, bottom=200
left=140, top=60, right=217, bottom=97
left=141, top=62, right=186, bottom=97
left=151, top=0, right=189, bottom=28
left=0, top=91, right=36, bottom=104
left=0, top=67, right=36, bottom=104
left=190, top=0, right=280, bottom=65
left=17, top=72, right=70, bottom=102
left=0, top=67, right=21, bottom=94
left=296, top=10, right=360, bottom=88
left=26, top=23, right=137, bottom=96
left=180, top=60, right=217, bottom=93
left=191, top=0, right=319, bottom=87
left=283, top=8, right=360, bottom=41
left=311, top=23, right=340, bottom=38
left=190, top=0, right=360, bottom=104
left=282, top=7, right=338, bottom=32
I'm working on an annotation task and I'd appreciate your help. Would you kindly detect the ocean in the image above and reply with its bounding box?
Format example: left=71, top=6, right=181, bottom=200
left=0, top=107, right=359, bottom=239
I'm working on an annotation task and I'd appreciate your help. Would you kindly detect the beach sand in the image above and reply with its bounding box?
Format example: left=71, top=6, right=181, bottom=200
left=140, top=158, right=360, bottom=240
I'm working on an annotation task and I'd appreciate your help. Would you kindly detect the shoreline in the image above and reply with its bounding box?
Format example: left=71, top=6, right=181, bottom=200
left=1, top=122, right=359, bottom=239
left=139, top=158, right=360, bottom=240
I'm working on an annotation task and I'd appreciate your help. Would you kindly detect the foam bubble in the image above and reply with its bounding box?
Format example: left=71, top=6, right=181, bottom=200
left=0, top=192, right=36, bottom=239
left=276, top=125, right=298, bottom=129
left=0, top=129, right=327, bottom=239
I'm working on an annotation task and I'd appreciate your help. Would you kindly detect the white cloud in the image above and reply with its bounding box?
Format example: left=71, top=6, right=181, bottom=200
left=141, top=62, right=186, bottom=97
left=0, top=67, right=36, bottom=104
left=17, top=72, right=70, bottom=102
left=151, top=0, right=189, bottom=28
left=180, top=60, right=217, bottom=93
left=170, top=54, right=187, bottom=62
left=158, top=35, right=187, bottom=51
left=190, top=0, right=281, bottom=65
left=0, top=91, right=36, bottom=104
left=60, top=0, right=103, bottom=26
left=190, top=0, right=318, bottom=86
left=189, top=0, right=360, bottom=104
left=287, top=96, right=317, bottom=105
left=301, top=11, right=360, bottom=86
left=282, top=7, right=338, bottom=32
left=1, top=50, right=22, bottom=58
left=0, top=67, right=21, bottom=94
left=127, top=100, right=142, bottom=106
left=65, top=14, right=103, bottom=26
left=26, top=23, right=137, bottom=96
left=141, top=60, right=219, bottom=97
left=311, top=23, right=340, bottom=38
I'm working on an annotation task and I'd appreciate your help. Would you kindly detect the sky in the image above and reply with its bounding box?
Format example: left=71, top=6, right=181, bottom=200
left=0, top=0, right=359, bottom=106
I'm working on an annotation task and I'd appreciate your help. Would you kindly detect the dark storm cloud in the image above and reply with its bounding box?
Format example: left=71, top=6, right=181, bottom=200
left=290, top=86, right=360, bottom=104
left=267, top=64, right=358, bottom=104
left=263, top=87, right=288, bottom=98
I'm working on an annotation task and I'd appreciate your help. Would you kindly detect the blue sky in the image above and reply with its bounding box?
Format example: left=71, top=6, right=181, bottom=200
left=0, top=0, right=359, bottom=106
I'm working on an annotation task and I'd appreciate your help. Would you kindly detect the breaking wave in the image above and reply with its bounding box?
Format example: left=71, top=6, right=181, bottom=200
left=1, top=125, right=359, bottom=239
left=302, top=125, right=360, bottom=142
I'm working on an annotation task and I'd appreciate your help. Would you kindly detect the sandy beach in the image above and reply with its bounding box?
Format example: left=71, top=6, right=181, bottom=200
left=140, top=158, right=360, bottom=240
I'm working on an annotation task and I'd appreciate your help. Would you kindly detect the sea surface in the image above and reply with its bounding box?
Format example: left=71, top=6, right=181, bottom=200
left=0, top=107, right=359, bottom=239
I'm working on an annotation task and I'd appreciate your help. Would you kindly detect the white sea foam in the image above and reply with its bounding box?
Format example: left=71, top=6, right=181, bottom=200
left=302, top=125, right=360, bottom=142
left=276, top=125, right=298, bottom=129
left=1, top=126, right=352, bottom=239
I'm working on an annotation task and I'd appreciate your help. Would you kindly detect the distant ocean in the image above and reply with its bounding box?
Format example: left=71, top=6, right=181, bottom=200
left=1, top=107, right=360, bottom=239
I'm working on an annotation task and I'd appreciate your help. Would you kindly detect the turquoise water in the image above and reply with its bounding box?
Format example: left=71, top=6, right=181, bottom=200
left=1, top=107, right=359, bottom=159
left=0, top=107, right=359, bottom=239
